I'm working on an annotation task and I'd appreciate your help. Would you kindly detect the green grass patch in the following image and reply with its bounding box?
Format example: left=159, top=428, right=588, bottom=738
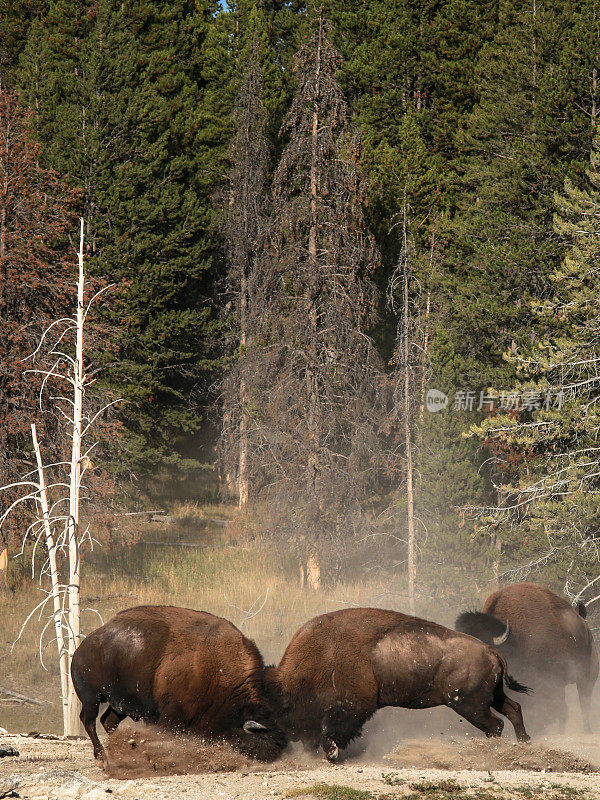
left=402, top=781, right=592, bottom=800
left=285, top=785, right=374, bottom=800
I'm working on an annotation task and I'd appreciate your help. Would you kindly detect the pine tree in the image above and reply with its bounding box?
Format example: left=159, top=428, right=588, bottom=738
left=18, top=0, right=227, bottom=487
left=471, top=133, right=600, bottom=591
left=0, top=0, right=47, bottom=87
left=243, top=15, right=389, bottom=581
left=443, top=0, right=576, bottom=386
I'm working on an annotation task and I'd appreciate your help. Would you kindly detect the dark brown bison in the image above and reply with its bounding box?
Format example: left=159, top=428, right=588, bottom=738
left=265, top=607, right=530, bottom=761
left=455, top=582, right=599, bottom=732
left=71, top=606, right=287, bottom=764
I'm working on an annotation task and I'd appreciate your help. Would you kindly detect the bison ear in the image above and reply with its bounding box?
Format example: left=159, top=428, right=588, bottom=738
left=243, top=720, right=268, bottom=733
left=493, top=621, right=510, bottom=646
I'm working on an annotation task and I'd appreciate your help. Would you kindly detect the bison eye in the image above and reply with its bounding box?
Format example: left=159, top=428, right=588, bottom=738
left=243, top=720, right=268, bottom=733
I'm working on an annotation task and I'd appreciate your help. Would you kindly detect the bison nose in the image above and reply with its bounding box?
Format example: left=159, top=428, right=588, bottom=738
left=243, top=720, right=268, bottom=733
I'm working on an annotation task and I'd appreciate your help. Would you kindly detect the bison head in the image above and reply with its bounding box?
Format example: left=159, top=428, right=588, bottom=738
left=229, top=705, right=287, bottom=762
left=455, top=611, right=511, bottom=647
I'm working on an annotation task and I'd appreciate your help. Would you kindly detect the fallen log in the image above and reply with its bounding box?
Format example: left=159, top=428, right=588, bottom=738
left=0, top=686, right=45, bottom=706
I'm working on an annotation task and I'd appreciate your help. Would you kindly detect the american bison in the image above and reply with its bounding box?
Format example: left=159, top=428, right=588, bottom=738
left=455, top=582, right=599, bottom=732
left=71, top=606, right=287, bottom=764
left=265, top=607, right=530, bottom=761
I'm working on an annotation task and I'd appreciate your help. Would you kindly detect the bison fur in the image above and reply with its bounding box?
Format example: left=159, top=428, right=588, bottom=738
left=456, top=583, right=599, bottom=732
left=266, top=607, right=530, bottom=761
left=71, top=606, right=287, bottom=764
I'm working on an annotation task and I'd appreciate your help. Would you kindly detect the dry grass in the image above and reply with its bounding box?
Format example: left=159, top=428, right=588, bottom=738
left=0, top=504, right=459, bottom=735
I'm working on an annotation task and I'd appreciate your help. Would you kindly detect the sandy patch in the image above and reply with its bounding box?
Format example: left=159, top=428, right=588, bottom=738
left=385, top=736, right=599, bottom=773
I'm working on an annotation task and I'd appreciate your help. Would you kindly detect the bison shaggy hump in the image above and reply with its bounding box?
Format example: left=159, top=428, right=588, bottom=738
left=71, top=606, right=287, bottom=764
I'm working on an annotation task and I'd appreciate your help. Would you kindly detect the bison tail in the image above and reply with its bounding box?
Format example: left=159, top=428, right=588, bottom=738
left=577, top=601, right=587, bottom=619
left=504, top=673, right=532, bottom=695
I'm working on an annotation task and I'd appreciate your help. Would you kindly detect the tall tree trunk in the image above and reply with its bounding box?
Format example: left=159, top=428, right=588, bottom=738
left=65, top=219, right=84, bottom=737
left=402, top=209, right=416, bottom=615
left=0, top=174, right=7, bottom=592
left=238, top=269, right=249, bottom=509
left=306, top=14, right=322, bottom=497
left=32, top=423, right=69, bottom=733
left=304, top=14, right=323, bottom=585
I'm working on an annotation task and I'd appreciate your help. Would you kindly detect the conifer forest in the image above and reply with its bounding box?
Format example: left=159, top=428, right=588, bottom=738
left=2, top=0, right=600, bottom=606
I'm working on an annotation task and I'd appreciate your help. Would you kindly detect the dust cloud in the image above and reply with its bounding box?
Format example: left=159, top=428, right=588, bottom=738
left=100, top=590, right=600, bottom=779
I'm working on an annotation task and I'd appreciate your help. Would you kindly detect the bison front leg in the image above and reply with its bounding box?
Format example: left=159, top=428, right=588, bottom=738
left=319, top=702, right=374, bottom=762
left=80, top=700, right=106, bottom=764
left=320, top=733, right=339, bottom=763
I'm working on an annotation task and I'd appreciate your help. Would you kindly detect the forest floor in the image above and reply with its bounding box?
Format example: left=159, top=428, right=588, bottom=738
left=1, top=725, right=600, bottom=800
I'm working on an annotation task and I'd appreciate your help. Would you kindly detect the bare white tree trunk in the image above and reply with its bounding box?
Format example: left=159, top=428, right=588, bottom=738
left=403, top=243, right=416, bottom=616
left=0, top=169, right=8, bottom=593
left=238, top=272, right=249, bottom=510
left=302, top=15, right=323, bottom=586
left=65, top=218, right=85, bottom=736
left=397, top=204, right=416, bottom=616
left=31, top=423, right=69, bottom=732
left=0, top=217, right=115, bottom=738
left=306, top=15, right=322, bottom=497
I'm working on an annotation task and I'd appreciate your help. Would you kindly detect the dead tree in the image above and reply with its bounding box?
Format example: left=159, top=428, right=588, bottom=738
left=220, top=30, right=269, bottom=510
left=239, top=15, right=388, bottom=585
left=388, top=198, right=436, bottom=614
left=0, top=220, right=118, bottom=735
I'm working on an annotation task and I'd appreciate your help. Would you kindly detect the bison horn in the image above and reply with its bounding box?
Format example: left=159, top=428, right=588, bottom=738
left=493, top=621, right=510, bottom=646
left=243, top=720, right=268, bottom=733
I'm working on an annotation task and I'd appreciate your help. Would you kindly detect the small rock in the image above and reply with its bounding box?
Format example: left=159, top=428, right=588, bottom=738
left=0, top=747, right=19, bottom=758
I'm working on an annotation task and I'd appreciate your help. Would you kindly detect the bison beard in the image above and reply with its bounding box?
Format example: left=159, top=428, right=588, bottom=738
left=455, top=583, right=599, bottom=733
left=266, top=607, right=530, bottom=761
left=71, top=606, right=287, bottom=764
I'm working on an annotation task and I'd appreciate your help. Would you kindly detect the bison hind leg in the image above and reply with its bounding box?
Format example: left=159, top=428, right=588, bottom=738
left=577, top=678, right=595, bottom=734
left=449, top=698, right=504, bottom=739
left=100, top=706, right=126, bottom=734
left=492, top=685, right=530, bottom=743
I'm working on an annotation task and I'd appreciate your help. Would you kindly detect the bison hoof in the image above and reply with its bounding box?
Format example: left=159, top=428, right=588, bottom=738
left=324, top=743, right=339, bottom=763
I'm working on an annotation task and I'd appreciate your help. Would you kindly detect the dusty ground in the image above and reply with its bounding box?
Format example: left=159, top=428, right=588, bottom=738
left=2, top=724, right=600, bottom=800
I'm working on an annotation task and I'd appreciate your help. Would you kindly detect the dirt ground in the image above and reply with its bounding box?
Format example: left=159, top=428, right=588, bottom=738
left=2, top=723, right=600, bottom=800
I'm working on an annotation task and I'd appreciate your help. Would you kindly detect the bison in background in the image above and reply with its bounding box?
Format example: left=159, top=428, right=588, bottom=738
left=266, top=607, right=530, bottom=762
left=455, top=582, right=598, bottom=733
left=71, top=606, right=287, bottom=764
